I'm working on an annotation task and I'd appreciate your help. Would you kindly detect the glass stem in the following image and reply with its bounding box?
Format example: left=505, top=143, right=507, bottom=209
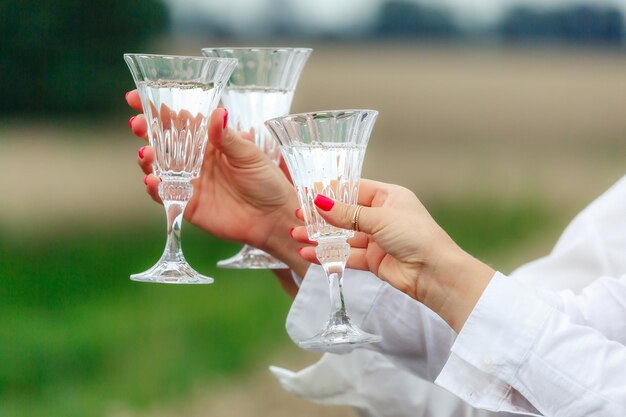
left=158, top=180, right=193, bottom=263
left=316, top=239, right=351, bottom=326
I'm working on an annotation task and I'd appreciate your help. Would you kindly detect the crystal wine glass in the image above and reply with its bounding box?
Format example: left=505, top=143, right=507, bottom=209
left=124, top=53, right=237, bottom=284
left=265, top=110, right=382, bottom=348
left=201, top=47, right=312, bottom=270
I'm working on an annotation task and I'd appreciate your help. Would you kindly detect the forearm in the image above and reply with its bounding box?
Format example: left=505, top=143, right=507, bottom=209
left=416, top=240, right=495, bottom=333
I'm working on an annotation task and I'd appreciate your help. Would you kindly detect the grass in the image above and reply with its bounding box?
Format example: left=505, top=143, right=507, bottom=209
left=0, top=224, right=292, bottom=417
left=0, top=197, right=556, bottom=417
left=431, top=197, right=559, bottom=267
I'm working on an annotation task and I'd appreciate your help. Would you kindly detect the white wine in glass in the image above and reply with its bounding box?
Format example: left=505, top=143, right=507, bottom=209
left=124, top=53, right=237, bottom=284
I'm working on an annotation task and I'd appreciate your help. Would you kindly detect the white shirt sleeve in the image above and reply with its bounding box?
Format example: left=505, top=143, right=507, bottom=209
left=509, top=174, right=626, bottom=292
left=274, top=264, right=510, bottom=417
left=270, top=348, right=504, bottom=417
left=557, top=275, right=626, bottom=344
left=436, top=272, right=626, bottom=417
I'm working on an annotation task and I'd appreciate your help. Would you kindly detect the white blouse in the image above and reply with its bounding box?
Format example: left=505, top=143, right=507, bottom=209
left=270, top=175, right=626, bottom=417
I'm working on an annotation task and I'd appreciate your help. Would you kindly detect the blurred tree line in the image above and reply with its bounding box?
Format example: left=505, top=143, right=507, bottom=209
left=1, top=0, right=624, bottom=117
left=372, top=1, right=624, bottom=43
left=500, top=5, right=624, bottom=43
left=180, top=1, right=624, bottom=45
left=0, top=0, right=167, bottom=116
left=374, top=1, right=458, bottom=38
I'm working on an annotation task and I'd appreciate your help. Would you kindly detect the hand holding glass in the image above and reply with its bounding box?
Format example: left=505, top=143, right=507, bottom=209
left=201, top=47, right=311, bottom=269
left=266, top=110, right=382, bottom=348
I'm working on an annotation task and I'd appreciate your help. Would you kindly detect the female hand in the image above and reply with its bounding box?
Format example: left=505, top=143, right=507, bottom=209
left=291, top=179, right=495, bottom=332
left=126, top=90, right=308, bottom=280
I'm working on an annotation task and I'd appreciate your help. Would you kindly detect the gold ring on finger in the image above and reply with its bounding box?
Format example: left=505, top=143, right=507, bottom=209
left=351, top=205, right=363, bottom=232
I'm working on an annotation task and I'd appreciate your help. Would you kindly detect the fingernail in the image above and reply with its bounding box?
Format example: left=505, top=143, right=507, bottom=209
left=294, top=209, right=299, bottom=218
left=297, top=247, right=304, bottom=256
left=125, top=91, right=131, bottom=102
left=314, top=195, right=334, bottom=211
left=129, top=116, right=136, bottom=129
left=289, top=227, right=295, bottom=238
left=143, top=175, right=148, bottom=185
left=223, top=108, right=228, bottom=129
left=138, top=146, right=146, bottom=159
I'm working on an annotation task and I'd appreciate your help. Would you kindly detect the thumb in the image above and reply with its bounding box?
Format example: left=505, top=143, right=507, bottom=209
left=278, top=157, right=294, bottom=184
left=208, top=108, right=263, bottom=166
left=313, top=194, right=384, bottom=235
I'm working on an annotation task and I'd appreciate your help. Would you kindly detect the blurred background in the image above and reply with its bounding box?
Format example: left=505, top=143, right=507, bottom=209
left=1, top=0, right=625, bottom=416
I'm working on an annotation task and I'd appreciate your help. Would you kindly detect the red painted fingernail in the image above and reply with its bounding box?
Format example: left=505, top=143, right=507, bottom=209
left=297, top=247, right=304, bottom=256
left=138, top=146, right=146, bottom=159
left=223, top=108, right=228, bottom=129
left=129, top=116, right=136, bottom=129
left=143, top=175, right=148, bottom=185
left=314, top=195, right=334, bottom=211
left=125, top=91, right=131, bottom=102
left=289, top=227, right=295, bottom=238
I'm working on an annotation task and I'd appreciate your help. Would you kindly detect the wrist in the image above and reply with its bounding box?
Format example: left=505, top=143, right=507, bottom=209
left=257, top=194, right=310, bottom=277
left=417, top=237, right=495, bottom=333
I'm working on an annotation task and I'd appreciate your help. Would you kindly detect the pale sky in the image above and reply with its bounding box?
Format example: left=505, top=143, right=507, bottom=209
left=165, top=0, right=626, bottom=34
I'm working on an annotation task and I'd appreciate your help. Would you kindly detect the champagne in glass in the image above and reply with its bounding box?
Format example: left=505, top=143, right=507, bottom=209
left=201, top=47, right=312, bottom=270
left=124, top=54, right=237, bottom=284
left=266, top=110, right=382, bottom=348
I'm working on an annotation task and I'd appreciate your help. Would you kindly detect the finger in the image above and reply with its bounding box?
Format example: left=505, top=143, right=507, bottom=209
left=279, top=157, right=294, bottom=184
left=125, top=89, right=143, bottom=112
left=312, top=194, right=386, bottom=236
left=130, top=114, right=148, bottom=141
left=176, top=109, right=194, bottom=131
left=298, top=246, right=370, bottom=271
left=293, top=208, right=368, bottom=247
left=292, top=224, right=366, bottom=247
left=208, top=108, right=267, bottom=167
left=137, top=146, right=154, bottom=175
left=297, top=246, right=319, bottom=264
left=144, top=174, right=162, bottom=204
left=357, top=178, right=391, bottom=206
left=345, top=247, right=370, bottom=271
left=346, top=231, right=369, bottom=249
left=159, top=103, right=173, bottom=131
left=295, top=208, right=304, bottom=221
left=290, top=226, right=316, bottom=245
left=240, top=131, right=254, bottom=142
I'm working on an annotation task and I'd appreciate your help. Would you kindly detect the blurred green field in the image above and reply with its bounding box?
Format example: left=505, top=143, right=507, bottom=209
left=0, top=199, right=555, bottom=417
left=0, top=224, right=292, bottom=417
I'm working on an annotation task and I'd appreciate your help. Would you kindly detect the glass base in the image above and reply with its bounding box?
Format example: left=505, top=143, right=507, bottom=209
left=297, top=322, right=382, bottom=350
left=217, top=245, right=289, bottom=269
left=131, top=260, right=214, bottom=284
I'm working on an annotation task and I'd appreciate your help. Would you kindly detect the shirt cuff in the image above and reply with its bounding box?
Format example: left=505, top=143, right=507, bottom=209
left=436, top=271, right=551, bottom=415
